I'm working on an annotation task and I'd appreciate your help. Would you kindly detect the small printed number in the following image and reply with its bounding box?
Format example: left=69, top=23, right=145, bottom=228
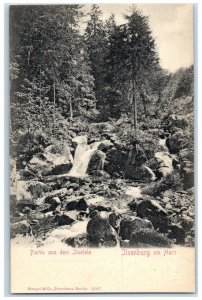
left=91, top=287, right=101, bottom=291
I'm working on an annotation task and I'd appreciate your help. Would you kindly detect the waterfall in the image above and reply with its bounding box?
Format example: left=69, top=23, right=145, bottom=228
left=144, top=166, right=156, bottom=181
left=159, top=137, right=167, bottom=149
left=68, top=136, right=103, bottom=177
left=155, top=137, right=173, bottom=176
left=100, top=152, right=106, bottom=171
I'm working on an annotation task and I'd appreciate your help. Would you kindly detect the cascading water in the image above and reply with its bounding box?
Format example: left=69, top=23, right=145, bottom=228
left=144, top=166, right=156, bottom=181
left=159, top=137, right=167, bottom=150
left=68, top=136, right=104, bottom=177
left=155, top=136, right=174, bottom=176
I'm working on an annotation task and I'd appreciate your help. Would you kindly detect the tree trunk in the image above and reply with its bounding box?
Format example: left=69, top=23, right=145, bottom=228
left=140, top=92, right=147, bottom=116
left=132, top=78, right=137, bottom=130
left=39, top=66, right=42, bottom=118
left=53, top=75, right=56, bottom=125
left=157, top=90, right=161, bottom=104
left=69, top=96, right=73, bottom=120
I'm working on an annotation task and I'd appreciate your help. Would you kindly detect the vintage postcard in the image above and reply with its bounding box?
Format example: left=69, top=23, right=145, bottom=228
left=9, top=3, right=195, bottom=293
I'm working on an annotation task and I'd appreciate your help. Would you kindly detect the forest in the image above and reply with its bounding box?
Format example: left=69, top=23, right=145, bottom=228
left=10, top=5, right=194, bottom=248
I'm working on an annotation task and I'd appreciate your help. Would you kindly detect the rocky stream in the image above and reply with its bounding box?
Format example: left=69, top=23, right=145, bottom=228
left=10, top=121, right=194, bottom=249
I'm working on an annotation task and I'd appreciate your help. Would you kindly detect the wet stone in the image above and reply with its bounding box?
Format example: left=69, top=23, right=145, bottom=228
left=66, top=199, right=88, bottom=211
left=119, top=217, right=153, bottom=240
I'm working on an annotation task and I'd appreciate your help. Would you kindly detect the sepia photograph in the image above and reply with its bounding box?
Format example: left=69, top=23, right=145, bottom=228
left=9, top=3, right=195, bottom=293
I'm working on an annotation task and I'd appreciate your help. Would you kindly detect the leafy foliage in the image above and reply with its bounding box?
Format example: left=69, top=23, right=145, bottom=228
left=9, top=4, right=194, bottom=174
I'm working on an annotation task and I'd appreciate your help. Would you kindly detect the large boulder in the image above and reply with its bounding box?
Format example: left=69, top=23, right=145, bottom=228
left=179, top=149, right=194, bottom=189
left=126, top=144, right=147, bottom=169
left=124, top=144, right=154, bottom=181
left=44, top=196, right=61, bottom=211
left=43, top=143, right=73, bottom=175
left=15, top=132, right=49, bottom=170
left=54, top=213, right=75, bottom=226
left=11, top=220, right=32, bottom=238
left=119, top=217, right=153, bottom=240
left=25, top=153, right=54, bottom=177
left=27, top=182, right=50, bottom=198
left=168, top=224, right=185, bottom=244
left=65, top=198, right=87, bottom=211
left=129, top=197, right=168, bottom=232
left=87, top=211, right=119, bottom=247
left=86, top=196, right=112, bottom=213
left=87, top=150, right=106, bottom=174
left=125, top=165, right=156, bottom=182
left=16, top=180, right=50, bottom=208
left=166, top=130, right=188, bottom=154
left=105, top=147, right=128, bottom=177
left=163, top=114, right=190, bottom=132
left=98, top=140, right=113, bottom=152
left=130, top=228, right=172, bottom=247
left=181, top=215, right=194, bottom=231
left=108, top=212, right=119, bottom=228
left=26, top=143, right=73, bottom=177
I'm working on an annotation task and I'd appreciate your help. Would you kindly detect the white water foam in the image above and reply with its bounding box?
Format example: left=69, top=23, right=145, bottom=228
left=68, top=136, right=104, bottom=177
